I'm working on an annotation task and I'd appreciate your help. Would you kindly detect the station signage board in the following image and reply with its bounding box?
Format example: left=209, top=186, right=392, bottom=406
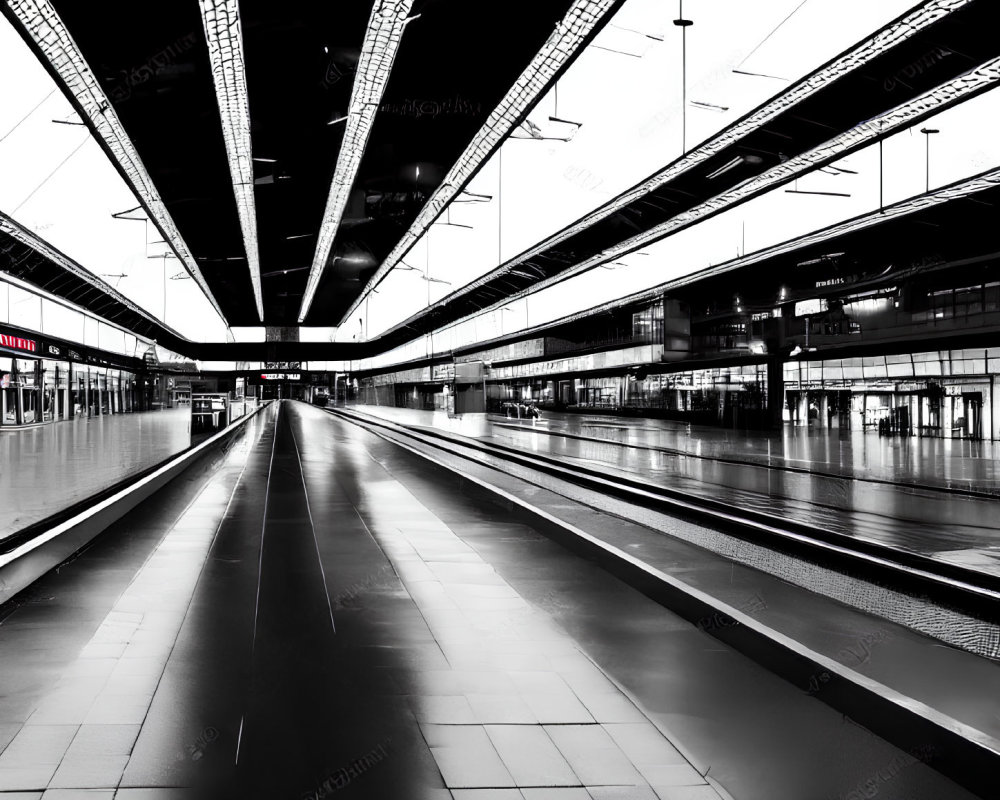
left=0, top=332, right=37, bottom=353
left=261, top=373, right=300, bottom=380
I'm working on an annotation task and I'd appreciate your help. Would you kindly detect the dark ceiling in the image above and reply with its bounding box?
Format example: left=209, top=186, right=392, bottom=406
left=39, top=0, right=582, bottom=326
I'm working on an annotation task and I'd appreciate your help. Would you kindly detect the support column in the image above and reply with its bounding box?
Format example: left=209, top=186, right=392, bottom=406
left=766, top=357, right=784, bottom=430
left=66, top=363, right=73, bottom=419
left=797, top=394, right=809, bottom=427
left=818, top=393, right=830, bottom=429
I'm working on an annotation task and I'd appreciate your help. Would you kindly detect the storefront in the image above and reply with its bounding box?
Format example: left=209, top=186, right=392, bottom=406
left=1, top=327, right=143, bottom=429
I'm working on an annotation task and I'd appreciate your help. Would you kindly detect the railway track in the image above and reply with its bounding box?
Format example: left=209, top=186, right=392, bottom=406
left=330, top=407, right=1000, bottom=623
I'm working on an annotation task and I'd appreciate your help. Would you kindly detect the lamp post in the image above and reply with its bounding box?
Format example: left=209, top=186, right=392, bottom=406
left=673, top=1, right=694, bottom=154
left=920, top=127, right=939, bottom=193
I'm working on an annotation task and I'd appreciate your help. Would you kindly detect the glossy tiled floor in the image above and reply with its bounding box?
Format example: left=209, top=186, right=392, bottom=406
left=0, top=408, right=192, bottom=542
left=352, top=406, right=1000, bottom=491
left=0, top=402, right=980, bottom=799
left=349, top=405, right=1000, bottom=575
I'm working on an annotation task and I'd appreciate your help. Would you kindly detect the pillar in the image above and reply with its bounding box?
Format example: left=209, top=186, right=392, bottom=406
left=797, top=394, right=809, bottom=427
left=766, top=357, right=784, bottom=430
left=818, top=394, right=830, bottom=429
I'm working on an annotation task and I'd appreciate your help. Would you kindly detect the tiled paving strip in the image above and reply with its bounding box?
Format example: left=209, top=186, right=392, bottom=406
left=0, top=409, right=268, bottom=795
left=305, top=410, right=725, bottom=800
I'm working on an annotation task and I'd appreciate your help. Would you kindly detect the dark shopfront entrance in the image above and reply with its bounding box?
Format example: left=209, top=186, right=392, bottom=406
left=787, top=390, right=852, bottom=429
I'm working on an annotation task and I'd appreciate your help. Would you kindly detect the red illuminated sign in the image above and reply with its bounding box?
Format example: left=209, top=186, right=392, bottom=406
left=0, top=333, right=36, bottom=353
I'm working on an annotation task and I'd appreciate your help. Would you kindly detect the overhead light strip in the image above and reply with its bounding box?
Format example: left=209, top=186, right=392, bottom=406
left=296, top=0, right=416, bottom=323
left=338, top=0, right=619, bottom=325
left=344, top=0, right=974, bottom=330
left=3, top=0, right=228, bottom=325
left=199, top=0, right=263, bottom=321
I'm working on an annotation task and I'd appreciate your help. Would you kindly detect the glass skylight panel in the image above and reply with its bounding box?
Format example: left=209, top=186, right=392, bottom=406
left=199, top=0, right=263, bottom=321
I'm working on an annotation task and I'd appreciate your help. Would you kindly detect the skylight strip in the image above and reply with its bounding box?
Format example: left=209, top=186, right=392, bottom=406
left=4, top=0, right=228, bottom=325
left=199, top=0, right=263, bottom=321
left=296, top=0, right=415, bottom=323
left=338, top=0, right=619, bottom=325
left=344, top=0, right=973, bottom=328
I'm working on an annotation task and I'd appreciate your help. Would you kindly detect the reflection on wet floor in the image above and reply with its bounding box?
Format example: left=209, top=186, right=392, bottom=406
left=0, top=408, right=192, bottom=541
left=504, top=411, right=1000, bottom=491
left=349, top=406, right=1000, bottom=574
left=0, top=402, right=983, bottom=799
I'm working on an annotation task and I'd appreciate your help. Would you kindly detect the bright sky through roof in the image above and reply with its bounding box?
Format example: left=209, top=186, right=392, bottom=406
left=339, top=0, right=996, bottom=347
left=0, top=17, right=229, bottom=342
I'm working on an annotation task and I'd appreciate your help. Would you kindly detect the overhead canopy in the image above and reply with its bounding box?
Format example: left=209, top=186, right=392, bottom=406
left=1, top=0, right=998, bottom=362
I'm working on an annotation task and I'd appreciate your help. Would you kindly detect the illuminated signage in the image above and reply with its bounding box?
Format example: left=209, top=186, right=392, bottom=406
left=794, top=298, right=828, bottom=317
left=261, top=373, right=300, bottom=380
left=0, top=333, right=36, bottom=353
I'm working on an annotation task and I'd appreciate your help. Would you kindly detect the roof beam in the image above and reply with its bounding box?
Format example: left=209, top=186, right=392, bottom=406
left=296, top=0, right=417, bottom=323
left=199, top=0, right=263, bottom=321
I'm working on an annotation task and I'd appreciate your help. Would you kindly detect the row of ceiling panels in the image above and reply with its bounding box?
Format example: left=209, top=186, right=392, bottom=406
left=32, top=0, right=583, bottom=327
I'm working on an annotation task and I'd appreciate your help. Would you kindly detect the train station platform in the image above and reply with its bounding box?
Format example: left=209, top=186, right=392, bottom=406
left=349, top=406, right=1000, bottom=494
left=0, top=401, right=985, bottom=799
left=345, top=405, right=1000, bottom=579
left=0, top=408, right=193, bottom=543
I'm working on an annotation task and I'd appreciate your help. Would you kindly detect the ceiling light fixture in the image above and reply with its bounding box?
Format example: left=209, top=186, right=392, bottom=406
left=454, top=190, right=493, bottom=203
left=339, top=0, right=618, bottom=325
left=111, top=205, right=146, bottom=221
left=784, top=189, right=852, bottom=197
left=705, top=156, right=744, bottom=180
left=199, top=0, right=263, bottom=320
left=609, top=23, right=665, bottom=41
left=731, top=69, right=788, bottom=80
left=5, top=0, right=226, bottom=323
left=690, top=100, right=729, bottom=112
left=297, top=0, right=416, bottom=323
